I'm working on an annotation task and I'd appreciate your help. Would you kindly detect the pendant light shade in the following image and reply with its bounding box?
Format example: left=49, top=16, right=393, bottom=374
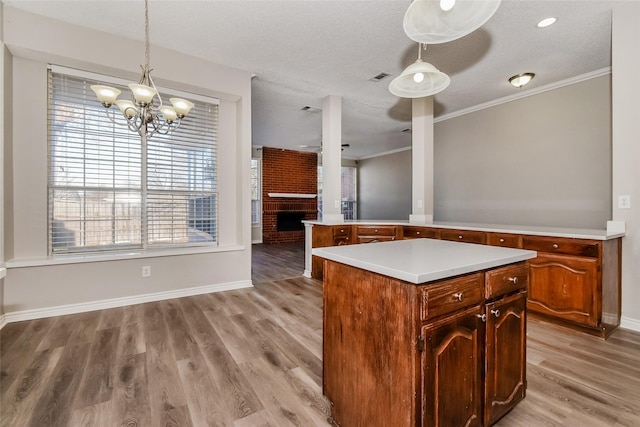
left=403, top=0, right=502, bottom=44
left=389, top=45, right=450, bottom=98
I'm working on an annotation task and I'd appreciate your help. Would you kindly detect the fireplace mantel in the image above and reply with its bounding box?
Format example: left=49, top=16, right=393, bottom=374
left=268, top=193, right=317, bottom=199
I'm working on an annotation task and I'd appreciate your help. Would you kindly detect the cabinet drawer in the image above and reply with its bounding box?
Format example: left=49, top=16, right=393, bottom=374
left=522, top=236, right=599, bottom=258
left=402, top=226, right=439, bottom=239
left=486, top=233, right=521, bottom=248
left=440, top=229, right=486, bottom=244
left=420, top=273, right=484, bottom=320
left=333, top=226, right=350, bottom=237
left=485, top=262, right=528, bottom=300
left=355, top=225, right=396, bottom=237
left=333, top=236, right=350, bottom=245
left=357, top=236, right=395, bottom=244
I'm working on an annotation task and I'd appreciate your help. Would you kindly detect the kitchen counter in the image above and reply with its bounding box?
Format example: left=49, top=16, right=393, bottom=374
left=312, top=238, right=536, bottom=284
left=303, top=219, right=624, bottom=240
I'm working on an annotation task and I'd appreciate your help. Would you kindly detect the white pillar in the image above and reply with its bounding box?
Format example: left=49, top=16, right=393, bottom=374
left=321, top=95, right=344, bottom=223
left=409, top=96, right=434, bottom=225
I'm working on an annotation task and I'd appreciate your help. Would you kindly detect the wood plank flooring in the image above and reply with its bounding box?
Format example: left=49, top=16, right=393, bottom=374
left=1, top=241, right=639, bottom=426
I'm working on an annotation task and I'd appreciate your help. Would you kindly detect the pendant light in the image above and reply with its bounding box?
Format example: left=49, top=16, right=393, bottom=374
left=389, top=44, right=450, bottom=98
left=403, top=0, right=502, bottom=44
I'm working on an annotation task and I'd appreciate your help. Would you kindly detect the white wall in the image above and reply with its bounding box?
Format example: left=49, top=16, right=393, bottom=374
left=358, top=149, right=412, bottom=220
left=0, top=3, right=5, bottom=318
left=434, top=75, right=612, bottom=229
left=1, top=7, right=252, bottom=317
left=612, top=3, right=640, bottom=331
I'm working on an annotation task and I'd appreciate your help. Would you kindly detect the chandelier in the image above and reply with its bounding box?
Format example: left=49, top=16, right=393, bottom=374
left=90, top=0, right=193, bottom=138
left=389, top=43, right=450, bottom=98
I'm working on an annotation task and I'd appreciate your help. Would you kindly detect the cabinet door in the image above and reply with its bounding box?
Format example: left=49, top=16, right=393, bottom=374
left=527, top=253, right=599, bottom=327
left=484, top=292, right=527, bottom=426
left=421, top=307, right=483, bottom=427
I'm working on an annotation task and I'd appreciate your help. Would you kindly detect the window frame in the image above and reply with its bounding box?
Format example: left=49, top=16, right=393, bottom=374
left=47, top=65, right=220, bottom=255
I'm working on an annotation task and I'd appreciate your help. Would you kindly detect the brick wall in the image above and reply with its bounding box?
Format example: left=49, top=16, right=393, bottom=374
left=262, top=147, right=318, bottom=243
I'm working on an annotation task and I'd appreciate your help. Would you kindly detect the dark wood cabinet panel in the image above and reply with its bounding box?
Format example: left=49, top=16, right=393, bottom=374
left=522, top=235, right=599, bottom=258
left=402, top=226, right=440, bottom=239
left=484, top=291, right=527, bottom=426
left=486, top=233, right=521, bottom=248
left=355, top=225, right=398, bottom=244
left=420, top=273, right=484, bottom=321
left=485, top=262, right=528, bottom=300
left=527, top=253, right=599, bottom=328
left=422, top=306, right=484, bottom=427
left=441, top=228, right=487, bottom=244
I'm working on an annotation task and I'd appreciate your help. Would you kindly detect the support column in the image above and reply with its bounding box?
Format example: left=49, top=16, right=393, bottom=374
left=409, top=96, right=434, bottom=224
left=321, top=95, right=344, bottom=223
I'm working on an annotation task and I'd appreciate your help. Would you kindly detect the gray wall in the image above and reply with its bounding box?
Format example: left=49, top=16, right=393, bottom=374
left=358, top=149, right=412, bottom=220
left=434, top=75, right=611, bottom=229
left=358, top=75, right=612, bottom=229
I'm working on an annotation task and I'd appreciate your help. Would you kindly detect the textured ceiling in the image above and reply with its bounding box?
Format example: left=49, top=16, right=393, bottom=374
left=4, top=0, right=616, bottom=159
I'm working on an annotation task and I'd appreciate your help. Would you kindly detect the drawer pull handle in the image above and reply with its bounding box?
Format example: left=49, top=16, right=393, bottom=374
left=458, top=235, right=463, bottom=239
left=417, top=232, right=420, bottom=235
left=375, top=229, right=378, bottom=233
left=553, top=243, right=559, bottom=249
left=491, top=309, right=501, bottom=318
left=508, top=276, right=518, bottom=285
left=499, top=238, right=505, bottom=243
left=476, top=314, right=486, bottom=322
left=453, top=292, right=464, bottom=302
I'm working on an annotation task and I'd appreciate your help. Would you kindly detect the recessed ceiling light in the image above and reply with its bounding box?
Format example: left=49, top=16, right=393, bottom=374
left=509, top=72, right=535, bottom=88
left=537, top=17, right=557, bottom=28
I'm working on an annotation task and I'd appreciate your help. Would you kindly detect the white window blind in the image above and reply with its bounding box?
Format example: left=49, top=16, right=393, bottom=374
left=250, top=159, right=261, bottom=224
left=48, top=69, right=218, bottom=254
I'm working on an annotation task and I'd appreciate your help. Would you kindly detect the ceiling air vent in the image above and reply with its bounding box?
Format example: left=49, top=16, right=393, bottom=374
left=369, top=72, right=391, bottom=82
left=301, top=105, right=322, bottom=113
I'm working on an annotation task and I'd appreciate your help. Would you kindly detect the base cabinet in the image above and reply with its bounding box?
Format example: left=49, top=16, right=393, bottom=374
left=527, top=253, right=599, bottom=328
left=484, top=292, right=527, bottom=426
left=323, top=259, right=528, bottom=427
left=422, top=307, right=483, bottom=427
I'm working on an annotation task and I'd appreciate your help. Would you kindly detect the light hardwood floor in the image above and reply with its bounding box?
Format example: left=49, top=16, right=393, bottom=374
left=1, top=242, right=639, bottom=426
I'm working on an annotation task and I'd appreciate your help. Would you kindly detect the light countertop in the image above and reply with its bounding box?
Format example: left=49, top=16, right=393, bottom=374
left=303, top=220, right=625, bottom=241
left=312, top=238, right=537, bottom=284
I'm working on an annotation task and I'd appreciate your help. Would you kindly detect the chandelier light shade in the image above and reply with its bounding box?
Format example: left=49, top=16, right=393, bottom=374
left=90, top=0, right=193, bottom=138
left=403, top=0, right=502, bottom=44
left=509, top=72, right=535, bottom=88
left=389, top=44, right=450, bottom=98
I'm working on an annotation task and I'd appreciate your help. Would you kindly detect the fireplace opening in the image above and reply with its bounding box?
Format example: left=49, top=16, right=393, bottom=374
left=277, top=211, right=306, bottom=231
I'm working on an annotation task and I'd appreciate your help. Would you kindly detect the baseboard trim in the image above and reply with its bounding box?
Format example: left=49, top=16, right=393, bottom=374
left=620, top=315, right=640, bottom=333
left=0, top=280, right=253, bottom=328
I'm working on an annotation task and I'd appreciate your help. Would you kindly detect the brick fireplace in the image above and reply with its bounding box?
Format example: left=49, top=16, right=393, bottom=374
left=262, top=147, right=318, bottom=243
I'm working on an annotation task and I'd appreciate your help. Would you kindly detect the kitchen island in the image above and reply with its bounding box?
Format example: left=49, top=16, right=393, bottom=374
left=313, top=239, right=537, bottom=427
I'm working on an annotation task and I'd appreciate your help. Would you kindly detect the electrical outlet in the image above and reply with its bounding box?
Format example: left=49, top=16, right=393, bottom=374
left=618, top=195, right=631, bottom=209
left=142, top=265, right=151, bottom=277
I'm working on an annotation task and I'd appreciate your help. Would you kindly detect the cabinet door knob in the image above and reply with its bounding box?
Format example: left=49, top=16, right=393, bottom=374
left=476, top=314, right=487, bottom=322
left=553, top=243, right=559, bottom=249
left=491, top=309, right=500, bottom=318
left=508, top=276, right=518, bottom=284
left=453, top=292, right=464, bottom=302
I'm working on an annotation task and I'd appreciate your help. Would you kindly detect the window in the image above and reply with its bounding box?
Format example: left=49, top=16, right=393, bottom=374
left=316, top=165, right=357, bottom=220
left=48, top=68, right=218, bottom=254
left=250, top=158, right=261, bottom=224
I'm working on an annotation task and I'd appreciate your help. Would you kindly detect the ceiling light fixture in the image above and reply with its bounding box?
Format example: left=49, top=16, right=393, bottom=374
left=90, top=0, right=194, bottom=138
left=403, top=0, right=502, bottom=44
left=537, top=17, right=557, bottom=28
left=389, top=43, right=450, bottom=98
left=509, top=72, right=535, bottom=88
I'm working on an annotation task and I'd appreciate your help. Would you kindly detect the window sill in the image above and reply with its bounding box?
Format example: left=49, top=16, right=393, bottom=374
left=5, top=244, right=246, bottom=269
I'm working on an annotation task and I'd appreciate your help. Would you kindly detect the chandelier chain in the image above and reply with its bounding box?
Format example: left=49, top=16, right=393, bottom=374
left=144, top=0, right=150, bottom=69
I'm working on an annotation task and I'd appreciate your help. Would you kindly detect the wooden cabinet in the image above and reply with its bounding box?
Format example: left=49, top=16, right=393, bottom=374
left=527, top=253, right=599, bottom=328
left=323, top=259, right=528, bottom=427
left=441, top=228, right=487, bottom=244
left=521, top=235, right=620, bottom=337
left=484, top=291, right=527, bottom=426
left=402, top=226, right=440, bottom=239
left=421, top=306, right=484, bottom=427
left=311, top=222, right=622, bottom=338
left=354, top=225, right=398, bottom=244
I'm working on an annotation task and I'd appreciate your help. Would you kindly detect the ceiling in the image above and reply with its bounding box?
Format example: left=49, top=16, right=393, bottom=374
left=4, top=0, right=617, bottom=159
